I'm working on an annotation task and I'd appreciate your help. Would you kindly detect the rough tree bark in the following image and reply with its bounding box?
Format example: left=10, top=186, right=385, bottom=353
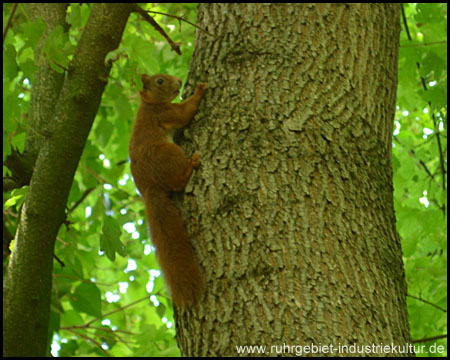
left=176, top=3, right=411, bottom=356
left=3, top=4, right=134, bottom=357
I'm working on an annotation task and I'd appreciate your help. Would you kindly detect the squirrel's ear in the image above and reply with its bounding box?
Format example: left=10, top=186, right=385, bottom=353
left=139, top=74, right=149, bottom=90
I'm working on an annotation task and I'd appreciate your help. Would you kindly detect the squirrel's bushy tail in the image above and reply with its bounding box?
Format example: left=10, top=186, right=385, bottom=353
left=144, top=188, right=203, bottom=307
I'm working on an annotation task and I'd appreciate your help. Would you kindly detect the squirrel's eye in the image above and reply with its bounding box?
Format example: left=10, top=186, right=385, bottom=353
left=157, top=78, right=164, bottom=85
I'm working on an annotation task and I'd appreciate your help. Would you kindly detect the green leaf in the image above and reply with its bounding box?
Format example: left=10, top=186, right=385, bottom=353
left=59, top=339, right=79, bottom=357
left=4, top=186, right=29, bottom=211
left=42, top=25, right=75, bottom=73
left=67, top=179, right=81, bottom=206
left=61, top=309, right=84, bottom=327
left=66, top=4, right=82, bottom=28
left=70, top=282, right=102, bottom=318
left=21, top=17, right=46, bottom=50
left=3, top=44, right=19, bottom=80
left=100, top=215, right=127, bottom=261
left=94, top=116, right=114, bottom=148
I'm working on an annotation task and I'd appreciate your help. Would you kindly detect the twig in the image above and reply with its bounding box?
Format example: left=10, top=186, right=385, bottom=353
left=147, top=9, right=215, bottom=38
left=400, top=40, right=447, bottom=48
left=400, top=4, right=447, bottom=216
left=68, top=187, right=95, bottom=214
left=3, top=3, right=18, bottom=46
left=407, top=294, right=447, bottom=313
left=85, top=165, right=109, bottom=184
left=133, top=5, right=182, bottom=55
left=393, top=136, right=440, bottom=188
left=53, top=254, right=65, bottom=268
left=400, top=4, right=411, bottom=41
left=84, top=295, right=150, bottom=327
left=64, top=328, right=111, bottom=356
left=50, top=58, right=70, bottom=73
left=411, top=334, right=447, bottom=344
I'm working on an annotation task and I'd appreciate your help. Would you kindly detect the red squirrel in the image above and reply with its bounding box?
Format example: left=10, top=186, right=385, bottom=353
left=129, top=74, right=207, bottom=307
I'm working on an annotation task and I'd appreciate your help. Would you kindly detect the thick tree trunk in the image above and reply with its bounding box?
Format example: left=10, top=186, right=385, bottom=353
left=176, top=3, right=411, bottom=356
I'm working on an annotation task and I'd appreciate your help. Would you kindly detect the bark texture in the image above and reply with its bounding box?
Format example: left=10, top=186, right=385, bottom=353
left=175, top=3, right=410, bottom=356
left=23, top=3, right=68, bottom=157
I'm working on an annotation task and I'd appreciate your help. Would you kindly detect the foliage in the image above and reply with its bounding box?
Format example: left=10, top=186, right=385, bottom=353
left=2, top=3, right=447, bottom=357
left=396, top=4, right=447, bottom=357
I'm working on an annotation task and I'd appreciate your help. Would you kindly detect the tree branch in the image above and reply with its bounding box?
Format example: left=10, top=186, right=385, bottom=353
left=411, top=334, right=448, bottom=344
left=2, top=3, right=18, bottom=45
left=133, top=4, right=182, bottom=55
left=407, top=294, right=447, bottom=313
left=147, top=9, right=216, bottom=38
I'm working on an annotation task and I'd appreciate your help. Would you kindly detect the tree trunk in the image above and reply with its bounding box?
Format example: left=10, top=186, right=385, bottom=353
left=3, top=4, right=133, bottom=356
left=23, top=4, right=68, bottom=160
left=176, top=3, right=411, bottom=356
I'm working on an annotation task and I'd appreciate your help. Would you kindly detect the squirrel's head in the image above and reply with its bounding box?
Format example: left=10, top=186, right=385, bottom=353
left=140, top=74, right=182, bottom=104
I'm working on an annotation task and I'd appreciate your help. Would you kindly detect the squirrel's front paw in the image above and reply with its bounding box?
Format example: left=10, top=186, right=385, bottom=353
left=196, top=83, right=208, bottom=94
left=190, top=153, right=201, bottom=169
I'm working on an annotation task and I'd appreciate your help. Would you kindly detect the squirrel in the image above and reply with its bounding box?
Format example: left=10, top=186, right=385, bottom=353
left=129, top=74, right=208, bottom=307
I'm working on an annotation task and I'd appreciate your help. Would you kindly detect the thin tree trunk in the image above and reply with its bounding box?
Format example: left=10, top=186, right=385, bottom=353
left=176, top=3, right=410, bottom=356
left=23, top=4, right=68, bottom=159
left=3, top=4, right=133, bottom=356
